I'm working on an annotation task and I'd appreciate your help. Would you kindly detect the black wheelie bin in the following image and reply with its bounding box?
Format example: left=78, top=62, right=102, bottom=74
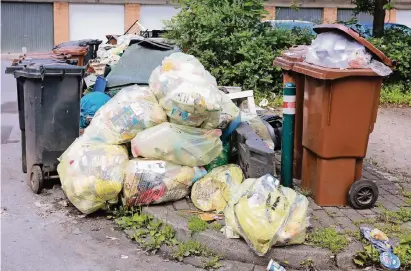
left=13, top=63, right=84, bottom=193
left=5, top=59, right=78, bottom=174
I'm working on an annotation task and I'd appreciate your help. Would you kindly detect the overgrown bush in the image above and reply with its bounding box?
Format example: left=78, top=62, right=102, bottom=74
left=164, top=0, right=314, bottom=95
left=369, top=28, right=411, bottom=86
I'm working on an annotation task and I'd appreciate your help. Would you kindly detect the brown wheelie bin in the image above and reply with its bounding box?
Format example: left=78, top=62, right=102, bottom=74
left=274, top=46, right=308, bottom=179
left=293, top=24, right=393, bottom=208
left=52, top=46, right=88, bottom=66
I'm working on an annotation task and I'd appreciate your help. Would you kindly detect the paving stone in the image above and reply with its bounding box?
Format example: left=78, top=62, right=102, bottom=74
left=187, top=201, right=199, bottom=211
left=334, top=216, right=357, bottom=231
left=309, top=218, right=322, bottom=229
left=323, top=207, right=345, bottom=217
left=165, top=203, right=176, bottom=212
left=218, top=260, right=255, bottom=271
left=375, top=178, right=395, bottom=185
left=356, top=209, right=375, bottom=216
left=308, top=197, right=322, bottom=210
left=339, top=208, right=364, bottom=222
left=312, top=210, right=336, bottom=228
left=376, top=196, right=400, bottom=211
left=378, top=187, right=390, bottom=195
left=361, top=170, right=379, bottom=180
left=400, top=182, right=411, bottom=191
left=381, top=194, right=405, bottom=207
left=172, top=199, right=190, bottom=210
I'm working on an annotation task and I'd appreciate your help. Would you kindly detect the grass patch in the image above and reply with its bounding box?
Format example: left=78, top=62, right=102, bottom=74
left=307, top=228, right=349, bottom=254
left=171, top=240, right=214, bottom=261
left=209, top=221, right=223, bottom=231
left=202, top=256, right=221, bottom=270
left=380, top=207, right=411, bottom=225
left=380, top=83, right=411, bottom=106
left=188, top=215, right=208, bottom=234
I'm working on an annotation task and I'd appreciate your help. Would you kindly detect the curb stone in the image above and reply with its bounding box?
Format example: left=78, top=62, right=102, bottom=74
left=336, top=242, right=364, bottom=271
left=142, top=205, right=337, bottom=270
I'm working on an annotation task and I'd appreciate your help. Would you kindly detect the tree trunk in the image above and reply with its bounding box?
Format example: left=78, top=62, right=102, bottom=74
left=373, top=0, right=387, bottom=37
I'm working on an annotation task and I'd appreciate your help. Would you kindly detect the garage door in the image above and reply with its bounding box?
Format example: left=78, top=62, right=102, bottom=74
left=1, top=2, right=53, bottom=53
left=397, top=10, right=411, bottom=28
left=69, top=4, right=124, bottom=42
left=140, top=5, right=180, bottom=30
left=276, top=7, right=323, bottom=23
left=337, top=9, right=373, bottom=24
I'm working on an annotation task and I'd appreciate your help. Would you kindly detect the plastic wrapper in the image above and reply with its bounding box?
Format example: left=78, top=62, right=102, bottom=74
left=241, top=113, right=275, bottom=150
left=224, top=174, right=309, bottom=256
left=123, top=159, right=207, bottom=206
left=83, top=85, right=167, bottom=144
left=131, top=122, right=223, bottom=167
left=191, top=164, right=244, bottom=212
left=305, top=31, right=372, bottom=69
left=57, top=138, right=129, bottom=214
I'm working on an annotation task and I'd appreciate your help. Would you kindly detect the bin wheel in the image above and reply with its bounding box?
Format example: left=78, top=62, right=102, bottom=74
left=29, top=165, right=44, bottom=194
left=348, top=180, right=379, bottom=209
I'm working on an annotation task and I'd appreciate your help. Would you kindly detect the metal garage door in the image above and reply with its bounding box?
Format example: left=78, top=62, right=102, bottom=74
left=1, top=2, right=53, bottom=53
left=69, top=4, right=124, bottom=42
left=337, top=9, right=373, bottom=24
left=140, top=5, right=180, bottom=30
left=276, top=7, right=323, bottom=23
left=397, top=10, right=411, bottom=28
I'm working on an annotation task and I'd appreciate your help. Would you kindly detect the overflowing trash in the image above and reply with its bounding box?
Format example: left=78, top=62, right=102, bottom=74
left=224, top=174, right=309, bottom=256
left=191, top=164, right=244, bottom=212
left=131, top=123, right=223, bottom=167
left=54, top=49, right=306, bottom=256
left=123, top=159, right=206, bottom=206
left=57, top=138, right=129, bottom=214
left=305, top=31, right=392, bottom=76
left=83, top=84, right=167, bottom=144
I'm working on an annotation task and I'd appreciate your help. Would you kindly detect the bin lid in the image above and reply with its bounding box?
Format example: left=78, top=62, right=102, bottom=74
left=13, top=63, right=84, bottom=79
left=313, top=24, right=393, bottom=67
left=52, top=46, right=88, bottom=56
left=292, top=61, right=382, bottom=80
left=5, top=59, right=71, bottom=74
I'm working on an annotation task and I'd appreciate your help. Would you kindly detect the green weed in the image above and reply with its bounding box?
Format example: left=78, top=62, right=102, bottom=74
left=202, top=256, right=221, bottom=270
left=171, top=240, right=214, bottom=262
left=188, top=215, right=208, bottom=234
left=307, top=228, right=349, bottom=254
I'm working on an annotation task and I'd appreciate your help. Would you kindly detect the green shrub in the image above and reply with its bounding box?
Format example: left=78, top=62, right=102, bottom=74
left=164, top=0, right=314, bottom=95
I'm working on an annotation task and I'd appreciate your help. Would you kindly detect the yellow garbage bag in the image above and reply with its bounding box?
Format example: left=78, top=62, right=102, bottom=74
left=123, top=159, right=207, bottom=206
left=83, top=85, right=166, bottom=144
left=191, top=164, right=244, bottom=212
left=131, top=123, right=223, bottom=167
left=224, top=174, right=309, bottom=256
left=57, top=138, right=129, bottom=214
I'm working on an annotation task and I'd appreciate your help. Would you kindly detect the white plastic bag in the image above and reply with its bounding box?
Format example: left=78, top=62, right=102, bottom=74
left=224, top=174, right=309, bottom=256
left=305, top=31, right=371, bottom=69
left=57, top=137, right=129, bottom=214
left=131, top=122, right=223, bottom=167
left=83, top=85, right=167, bottom=144
left=123, top=159, right=206, bottom=206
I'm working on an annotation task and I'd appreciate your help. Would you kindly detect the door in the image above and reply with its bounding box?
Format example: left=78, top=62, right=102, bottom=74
left=1, top=2, right=54, bottom=53
left=140, top=5, right=180, bottom=30
left=397, top=10, right=411, bottom=28
left=69, top=4, right=125, bottom=42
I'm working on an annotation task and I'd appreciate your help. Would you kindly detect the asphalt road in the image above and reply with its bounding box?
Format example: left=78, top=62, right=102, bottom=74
left=0, top=59, right=201, bottom=271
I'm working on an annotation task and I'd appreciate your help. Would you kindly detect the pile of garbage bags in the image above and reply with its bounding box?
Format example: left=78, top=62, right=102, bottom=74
left=58, top=52, right=309, bottom=256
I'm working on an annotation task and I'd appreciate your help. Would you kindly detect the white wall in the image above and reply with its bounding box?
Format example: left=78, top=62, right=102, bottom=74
left=69, top=4, right=125, bottom=42
left=397, top=10, right=411, bottom=28
left=140, top=5, right=180, bottom=30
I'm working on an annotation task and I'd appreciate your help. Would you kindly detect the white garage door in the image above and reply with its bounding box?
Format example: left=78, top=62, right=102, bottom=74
left=140, top=5, right=180, bottom=30
left=397, top=10, right=411, bottom=28
left=69, top=4, right=124, bottom=42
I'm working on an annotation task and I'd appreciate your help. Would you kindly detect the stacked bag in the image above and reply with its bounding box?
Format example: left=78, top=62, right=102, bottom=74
left=57, top=52, right=309, bottom=256
left=58, top=52, right=239, bottom=214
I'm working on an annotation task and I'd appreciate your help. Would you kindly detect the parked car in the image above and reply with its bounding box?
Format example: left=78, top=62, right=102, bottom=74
left=346, top=22, right=411, bottom=38
left=264, top=20, right=317, bottom=35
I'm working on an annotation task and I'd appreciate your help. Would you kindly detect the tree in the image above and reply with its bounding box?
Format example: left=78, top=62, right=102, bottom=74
left=352, top=0, right=395, bottom=37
